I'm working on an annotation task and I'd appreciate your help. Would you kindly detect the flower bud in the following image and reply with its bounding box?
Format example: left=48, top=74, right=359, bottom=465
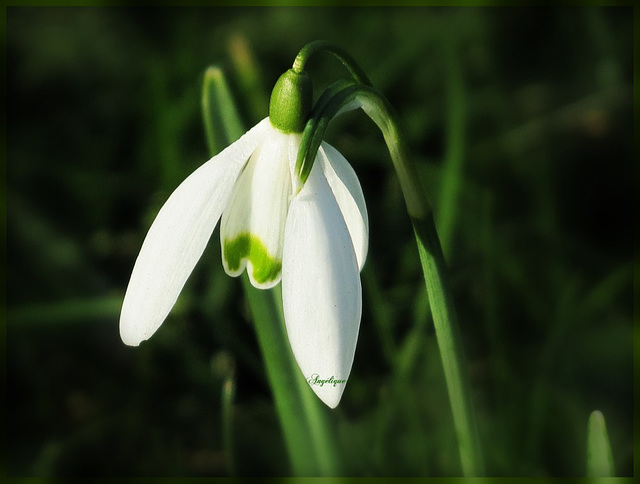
left=269, top=69, right=312, bottom=134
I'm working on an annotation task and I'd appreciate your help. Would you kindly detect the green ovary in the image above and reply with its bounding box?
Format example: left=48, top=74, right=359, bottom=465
left=224, top=233, right=282, bottom=284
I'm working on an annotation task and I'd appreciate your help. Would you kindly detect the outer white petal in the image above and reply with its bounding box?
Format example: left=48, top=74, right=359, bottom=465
left=282, top=162, right=362, bottom=408
left=120, top=118, right=270, bottom=346
left=220, top=124, right=298, bottom=289
left=319, top=142, right=369, bottom=271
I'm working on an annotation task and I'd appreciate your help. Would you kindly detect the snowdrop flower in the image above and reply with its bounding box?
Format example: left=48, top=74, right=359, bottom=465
left=120, top=69, right=368, bottom=408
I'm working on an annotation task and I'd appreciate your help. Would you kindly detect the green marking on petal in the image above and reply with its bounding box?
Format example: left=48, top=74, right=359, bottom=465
left=224, top=233, right=282, bottom=284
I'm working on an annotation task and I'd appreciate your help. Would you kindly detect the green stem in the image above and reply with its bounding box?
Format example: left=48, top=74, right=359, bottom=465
left=241, top=279, right=320, bottom=474
left=412, top=213, right=483, bottom=477
left=293, top=40, right=373, bottom=87
left=299, top=81, right=484, bottom=476
left=270, top=284, right=339, bottom=474
left=371, top=95, right=484, bottom=478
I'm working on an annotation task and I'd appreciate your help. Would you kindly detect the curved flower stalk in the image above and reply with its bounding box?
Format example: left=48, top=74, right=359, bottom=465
left=120, top=68, right=368, bottom=409
left=296, top=77, right=485, bottom=476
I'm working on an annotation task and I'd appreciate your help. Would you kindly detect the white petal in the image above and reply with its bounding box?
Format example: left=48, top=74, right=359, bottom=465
left=120, top=118, right=270, bottom=346
left=220, top=124, right=299, bottom=289
left=282, top=162, right=362, bottom=408
left=319, top=142, right=369, bottom=271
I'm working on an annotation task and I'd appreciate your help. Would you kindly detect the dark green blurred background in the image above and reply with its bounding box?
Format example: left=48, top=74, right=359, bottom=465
left=6, top=6, right=633, bottom=477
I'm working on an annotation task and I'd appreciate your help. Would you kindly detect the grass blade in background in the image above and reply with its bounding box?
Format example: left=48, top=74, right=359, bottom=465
left=587, top=410, right=615, bottom=477
left=202, top=66, right=246, bottom=158
left=437, top=30, right=466, bottom=258
left=240, top=278, right=322, bottom=474
left=221, top=364, right=236, bottom=476
left=8, top=296, right=123, bottom=327
left=227, top=34, right=269, bottom=123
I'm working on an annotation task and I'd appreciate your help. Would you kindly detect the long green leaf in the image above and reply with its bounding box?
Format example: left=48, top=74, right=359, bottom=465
left=438, top=31, right=466, bottom=257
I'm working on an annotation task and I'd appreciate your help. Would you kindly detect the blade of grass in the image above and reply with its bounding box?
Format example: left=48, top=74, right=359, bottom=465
left=221, top=373, right=236, bottom=476
left=587, top=410, right=615, bottom=477
left=437, top=31, right=466, bottom=258
left=202, top=66, right=246, bottom=156
left=8, top=296, right=124, bottom=327
left=227, top=34, right=269, bottom=123
left=364, top=260, right=431, bottom=473
left=362, top=261, right=397, bottom=366
left=528, top=265, right=630, bottom=462
left=241, top=279, right=320, bottom=474
left=480, top=192, right=510, bottom=461
left=270, top=284, right=340, bottom=475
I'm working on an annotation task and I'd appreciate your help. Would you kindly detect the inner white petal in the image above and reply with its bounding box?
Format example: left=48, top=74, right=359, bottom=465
left=220, top=125, right=296, bottom=289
